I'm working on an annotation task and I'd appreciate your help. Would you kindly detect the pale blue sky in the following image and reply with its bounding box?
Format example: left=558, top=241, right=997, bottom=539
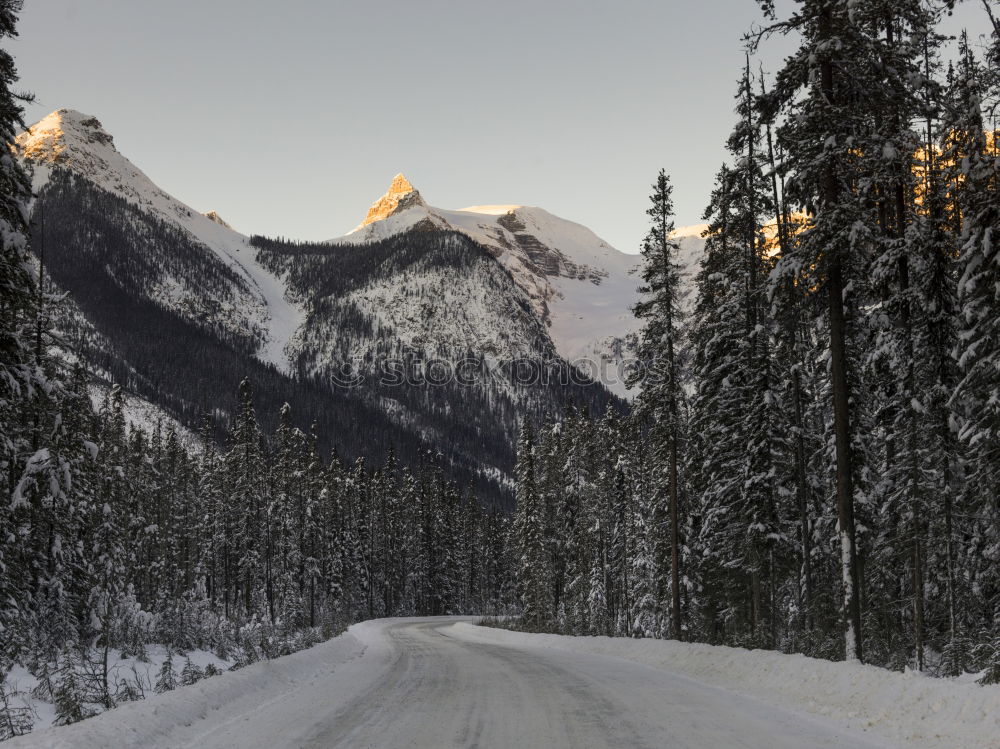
left=9, top=0, right=991, bottom=252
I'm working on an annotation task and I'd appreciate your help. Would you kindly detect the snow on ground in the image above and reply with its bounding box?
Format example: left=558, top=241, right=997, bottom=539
left=6, top=618, right=887, bottom=749
left=455, top=623, right=1000, bottom=749
left=86, top=383, right=199, bottom=446
left=3, top=632, right=366, bottom=749
left=10, top=618, right=995, bottom=749
left=4, top=646, right=232, bottom=743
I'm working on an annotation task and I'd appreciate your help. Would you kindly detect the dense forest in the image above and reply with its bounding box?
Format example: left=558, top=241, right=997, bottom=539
left=512, top=0, right=1000, bottom=683
left=1, top=366, right=511, bottom=734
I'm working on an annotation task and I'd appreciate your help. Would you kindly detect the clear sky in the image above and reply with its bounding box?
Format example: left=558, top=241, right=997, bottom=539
left=9, top=0, right=992, bottom=253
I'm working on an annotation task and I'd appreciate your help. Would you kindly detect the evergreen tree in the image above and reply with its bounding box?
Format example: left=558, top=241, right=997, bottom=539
left=52, top=653, right=91, bottom=727
left=687, top=61, right=793, bottom=647
left=948, top=33, right=1000, bottom=664
left=514, top=423, right=551, bottom=627
left=761, top=0, right=879, bottom=663
left=180, top=657, right=204, bottom=686
left=225, top=378, right=267, bottom=618
left=154, top=652, right=177, bottom=694
left=628, top=169, right=686, bottom=640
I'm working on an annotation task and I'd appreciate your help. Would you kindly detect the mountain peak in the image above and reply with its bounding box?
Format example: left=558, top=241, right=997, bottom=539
left=359, top=173, right=426, bottom=228
left=17, top=109, right=115, bottom=164
left=388, top=173, right=415, bottom=195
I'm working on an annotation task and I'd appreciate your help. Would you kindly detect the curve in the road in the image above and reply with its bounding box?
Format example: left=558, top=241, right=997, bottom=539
left=298, top=619, right=893, bottom=749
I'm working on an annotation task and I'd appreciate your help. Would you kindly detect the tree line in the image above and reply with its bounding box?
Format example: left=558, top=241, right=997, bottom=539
left=513, top=0, right=1000, bottom=684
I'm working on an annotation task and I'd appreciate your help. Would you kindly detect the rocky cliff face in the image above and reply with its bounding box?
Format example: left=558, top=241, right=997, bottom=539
left=204, top=210, right=233, bottom=229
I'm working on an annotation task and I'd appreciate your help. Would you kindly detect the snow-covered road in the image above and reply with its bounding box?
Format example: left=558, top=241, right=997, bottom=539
left=18, top=617, right=967, bottom=748
left=302, top=619, right=892, bottom=749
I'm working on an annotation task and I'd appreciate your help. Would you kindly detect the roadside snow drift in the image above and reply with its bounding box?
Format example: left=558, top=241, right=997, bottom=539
left=455, top=624, right=1000, bottom=749
left=5, top=626, right=371, bottom=749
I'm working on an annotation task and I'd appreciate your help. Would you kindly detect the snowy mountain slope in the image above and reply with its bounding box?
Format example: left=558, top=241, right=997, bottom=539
left=673, top=223, right=710, bottom=306
left=337, top=242, right=553, bottom=363
left=334, top=176, right=706, bottom=395
left=16, top=109, right=304, bottom=371
left=251, top=231, right=617, bottom=488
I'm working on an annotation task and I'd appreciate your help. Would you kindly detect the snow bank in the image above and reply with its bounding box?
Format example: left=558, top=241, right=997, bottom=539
left=453, top=624, right=1000, bottom=749
left=6, top=629, right=367, bottom=749
left=4, top=645, right=231, bottom=738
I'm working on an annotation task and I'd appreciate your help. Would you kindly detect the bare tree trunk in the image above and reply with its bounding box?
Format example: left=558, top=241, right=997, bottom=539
left=827, top=261, right=863, bottom=663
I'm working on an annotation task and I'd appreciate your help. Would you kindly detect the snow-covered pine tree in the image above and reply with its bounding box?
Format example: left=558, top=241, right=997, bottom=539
left=52, top=651, right=91, bottom=726
left=687, top=60, right=791, bottom=648
left=513, top=422, right=551, bottom=628
left=948, top=30, right=1000, bottom=665
left=758, top=67, right=823, bottom=641
left=563, top=408, right=605, bottom=635
left=915, top=39, right=965, bottom=675
left=87, top=384, right=128, bottom=706
left=593, top=411, right=623, bottom=636
left=0, top=0, right=95, bottom=682
left=593, top=412, right=624, bottom=635
left=198, top=413, right=226, bottom=618
left=628, top=169, right=686, bottom=640
left=270, top=403, right=307, bottom=627
left=322, top=451, right=351, bottom=623
left=761, top=0, right=879, bottom=663
left=225, top=378, right=267, bottom=619
left=154, top=651, right=177, bottom=694
left=535, top=414, right=566, bottom=616
left=300, top=423, right=325, bottom=628
left=179, top=657, right=204, bottom=686
left=0, top=1, right=34, bottom=469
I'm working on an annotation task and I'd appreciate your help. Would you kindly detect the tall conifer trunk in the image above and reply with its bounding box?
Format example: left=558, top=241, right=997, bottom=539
left=820, top=3, right=862, bottom=662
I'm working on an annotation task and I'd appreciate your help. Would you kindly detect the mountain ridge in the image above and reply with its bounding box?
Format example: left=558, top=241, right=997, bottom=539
left=335, top=174, right=706, bottom=395
left=13, top=108, right=629, bottom=505
left=16, top=108, right=305, bottom=371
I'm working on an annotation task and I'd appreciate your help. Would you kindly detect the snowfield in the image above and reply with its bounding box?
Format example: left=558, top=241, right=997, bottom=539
left=10, top=618, right=996, bottom=748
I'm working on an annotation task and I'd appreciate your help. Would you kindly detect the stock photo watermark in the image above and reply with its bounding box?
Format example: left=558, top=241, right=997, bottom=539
left=326, top=356, right=667, bottom=390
